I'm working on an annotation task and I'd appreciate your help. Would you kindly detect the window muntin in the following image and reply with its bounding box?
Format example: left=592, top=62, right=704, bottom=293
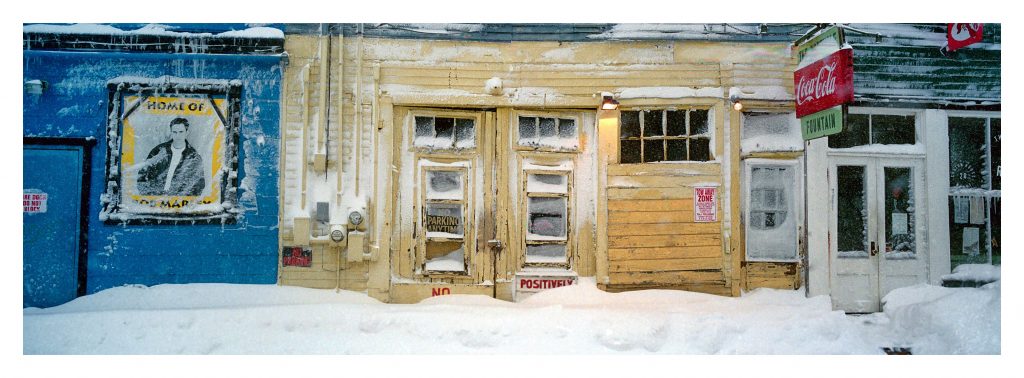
left=947, top=116, right=1001, bottom=269
left=517, top=116, right=578, bottom=151
left=413, top=116, right=476, bottom=150
left=619, top=109, right=711, bottom=163
left=523, top=170, right=570, bottom=265
left=828, top=113, right=915, bottom=148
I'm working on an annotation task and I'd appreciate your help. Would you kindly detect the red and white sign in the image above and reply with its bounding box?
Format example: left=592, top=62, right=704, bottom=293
left=23, top=191, right=48, bottom=214
left=517, top=276, right=576, bottom=292
left=794, top=48, right=854, bottom=118
left=947, top=23, right=984, bottom=52
left=694, top=187, right=717, bottom=223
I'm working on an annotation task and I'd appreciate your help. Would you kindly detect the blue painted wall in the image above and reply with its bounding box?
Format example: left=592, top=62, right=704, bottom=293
left=23, top=50, right=282, bottom=293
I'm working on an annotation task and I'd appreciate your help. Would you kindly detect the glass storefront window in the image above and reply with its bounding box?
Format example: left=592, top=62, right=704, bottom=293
left=947, top=116, right=1000, bottom=269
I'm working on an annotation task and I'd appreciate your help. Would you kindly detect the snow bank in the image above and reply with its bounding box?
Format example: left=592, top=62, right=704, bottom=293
left=23, top=278, right=1000, bottom=355
left=942, top=264, right=1001, bottom=283
left=882, top=282, right=1000, bottom=354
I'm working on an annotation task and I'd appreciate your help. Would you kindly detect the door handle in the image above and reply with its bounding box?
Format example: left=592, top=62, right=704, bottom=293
left=870, top=241, right=878, bottom=257
left=487, top=239, right=503, bottom=252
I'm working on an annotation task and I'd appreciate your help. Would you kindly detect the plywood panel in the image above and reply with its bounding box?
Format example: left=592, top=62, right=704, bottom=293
left=608, top=245, right=721, bottom=261
left=607, top=175, right=721, bottom=188
left=609, top=271, right=724, bottom=286
left=608, top=163, right=721, bottom=177
left=608, top=210, right=694, bottom=225
left=608, top=187, right=692, bottom=200
left=607, top=222, right=720, bottom=236
left=608, top=233, right=721, bottom=249
left=610, top=257, right=722, bottom=272
left=602, top=283, right=731, bottom=297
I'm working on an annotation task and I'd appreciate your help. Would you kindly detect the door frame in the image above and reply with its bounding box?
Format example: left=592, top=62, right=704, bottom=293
left=24, top=137, right=96, bottom=298
left=828, top=153, right=927, bottom=312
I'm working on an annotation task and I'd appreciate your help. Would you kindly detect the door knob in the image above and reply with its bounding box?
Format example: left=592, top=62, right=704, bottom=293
left=870, top=241, right=878, bottom=256
left=487, top=239, right=503, bottom=251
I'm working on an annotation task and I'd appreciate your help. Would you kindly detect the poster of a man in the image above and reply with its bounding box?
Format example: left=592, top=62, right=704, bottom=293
left=136, top=117, right=205, bottom=196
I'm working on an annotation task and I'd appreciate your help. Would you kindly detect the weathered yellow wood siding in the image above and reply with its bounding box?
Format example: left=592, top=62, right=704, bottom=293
left=743, top=262, right=800, bottom=290
left=278, top=33, right=796, bottom=302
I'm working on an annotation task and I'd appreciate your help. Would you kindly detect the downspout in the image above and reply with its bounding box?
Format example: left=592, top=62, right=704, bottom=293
left=355, top=23, right=364, bottom=197
left=317, top=25, right=331, bottom=170
left=336, top=29, right=345, bottom=206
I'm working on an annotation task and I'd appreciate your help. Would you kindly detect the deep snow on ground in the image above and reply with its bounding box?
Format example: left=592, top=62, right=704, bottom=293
left=22, top=278, right=999, bottom=355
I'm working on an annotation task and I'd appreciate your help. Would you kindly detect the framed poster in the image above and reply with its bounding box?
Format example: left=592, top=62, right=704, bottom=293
left=100, top=76, right=242, bottom=224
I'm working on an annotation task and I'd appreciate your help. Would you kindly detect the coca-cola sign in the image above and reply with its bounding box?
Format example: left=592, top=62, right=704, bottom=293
left=794, top=48, right=854, bottom=118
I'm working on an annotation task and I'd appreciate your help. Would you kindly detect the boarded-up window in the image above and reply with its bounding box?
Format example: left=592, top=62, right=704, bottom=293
left=620, top=109, right=711, bottom=163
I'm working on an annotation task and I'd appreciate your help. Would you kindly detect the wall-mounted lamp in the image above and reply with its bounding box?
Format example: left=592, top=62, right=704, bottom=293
left=729, top=94, right=743, bottom=111
left=600, top=95, right=620, bottom=110
left=24, top=79, right=47, bottom=95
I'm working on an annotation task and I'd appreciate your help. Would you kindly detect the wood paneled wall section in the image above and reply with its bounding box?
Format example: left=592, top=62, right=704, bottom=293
left=603, top=163, right=730, bottom=296
left=276, top=34, right=796, bottom=299
left=743, top=262, right=799, bottom=290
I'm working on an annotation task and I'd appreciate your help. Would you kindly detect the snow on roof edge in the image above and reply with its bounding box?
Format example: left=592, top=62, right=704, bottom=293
left=24, top=23, right=284, bottom=39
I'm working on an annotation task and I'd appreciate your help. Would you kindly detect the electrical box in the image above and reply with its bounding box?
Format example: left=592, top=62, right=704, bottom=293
left=293, top=217, right=311, bottom=245
left=347, top=231, right=365, bottom=263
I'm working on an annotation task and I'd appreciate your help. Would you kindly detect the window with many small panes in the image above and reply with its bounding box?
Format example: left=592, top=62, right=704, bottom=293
left=517, top=116, right=578, bottom=151
left=619, top=109, right=711, bottom=163
left=414, top=116, right=476, bottom=150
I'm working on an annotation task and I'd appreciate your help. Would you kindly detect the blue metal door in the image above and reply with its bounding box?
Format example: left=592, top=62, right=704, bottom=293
left=23, top=144, right=86, bottom=308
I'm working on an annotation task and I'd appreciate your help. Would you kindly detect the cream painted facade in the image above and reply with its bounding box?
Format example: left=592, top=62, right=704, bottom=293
left=277, top=33, right=799, bottom=303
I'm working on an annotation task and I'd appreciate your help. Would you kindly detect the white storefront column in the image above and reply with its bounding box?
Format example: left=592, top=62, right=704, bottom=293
left=923, top=109, right=951, bottom=283
left=805, top=136, right=830, bottom=298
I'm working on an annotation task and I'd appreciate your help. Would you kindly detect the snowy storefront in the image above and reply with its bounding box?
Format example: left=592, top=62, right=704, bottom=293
left=22, top=24, right=285, bottom=308
left=276, top=24, right=805, bottom=303
left=802, top=24, right=1001, bottom=312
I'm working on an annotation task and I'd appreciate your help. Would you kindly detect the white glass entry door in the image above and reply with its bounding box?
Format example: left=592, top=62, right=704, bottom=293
left=829, top=156, right=926, bottom=312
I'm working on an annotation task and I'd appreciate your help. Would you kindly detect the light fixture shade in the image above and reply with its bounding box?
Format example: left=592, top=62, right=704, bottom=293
left=600, top=95, right=619, bottom=110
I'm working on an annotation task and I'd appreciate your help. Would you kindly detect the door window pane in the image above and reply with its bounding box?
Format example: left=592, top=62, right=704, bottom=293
left=526, top=244, right=566, bottom=264
left=426, top=170, right=462, bottom=200
left=425, top=203, right=464, bottom=237
left=884, top=167, right=915, bottom=258
left=519, top=116, right=537, bottom=145
left=539, top=117, right=557, bottom=138
left=837, top=165, right=868, bottom=257
left=424, top=241, right=465, bottom=272
left=527, top=173, right=567, bottom=194
left=454, top=118, right=476, bottom=149
left=527, top=197, right=566, bottom=239
left=558, top=119, right=576, bottom=139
